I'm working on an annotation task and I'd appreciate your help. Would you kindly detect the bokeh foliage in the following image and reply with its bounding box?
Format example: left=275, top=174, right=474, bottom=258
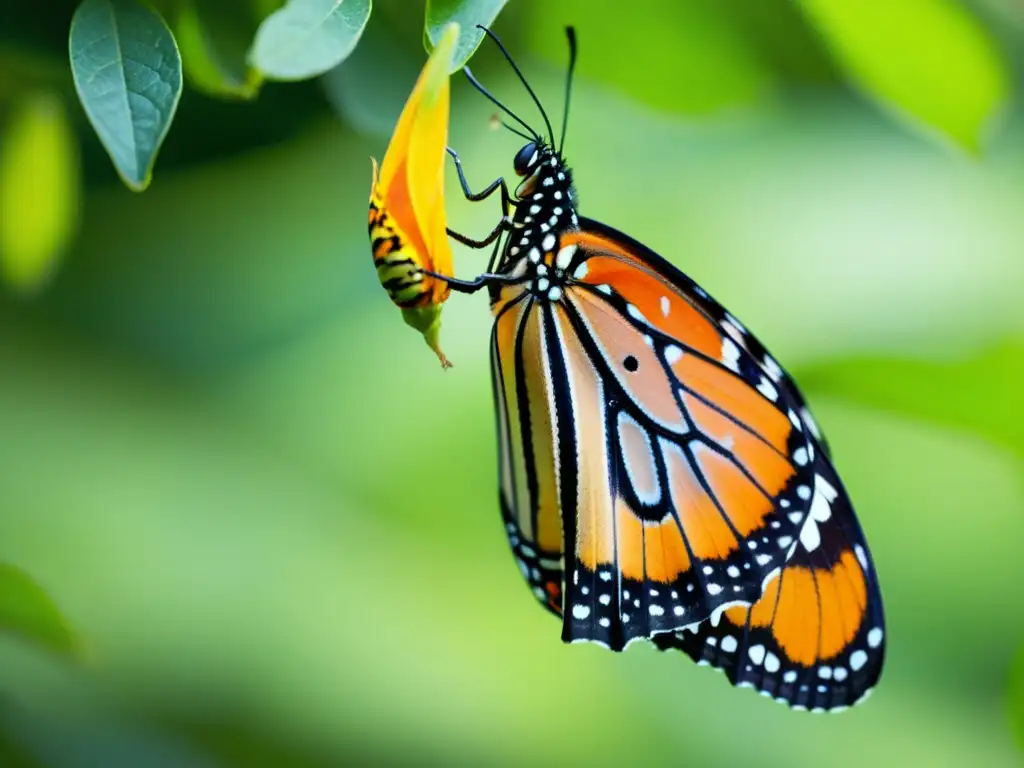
left=1, top=0, right=1022, bottom=765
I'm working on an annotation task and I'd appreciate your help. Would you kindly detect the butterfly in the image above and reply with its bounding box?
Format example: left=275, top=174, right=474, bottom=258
left=431, top=25, right=885, bottom=712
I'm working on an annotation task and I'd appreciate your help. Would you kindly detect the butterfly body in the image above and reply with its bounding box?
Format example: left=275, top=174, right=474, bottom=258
left=442, top=25, right=884, bottom=711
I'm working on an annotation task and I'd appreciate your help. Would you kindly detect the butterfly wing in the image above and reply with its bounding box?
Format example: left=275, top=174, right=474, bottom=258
left=575, top=217, right=833, bottom=458
left=489, top=219, right=853, bottom=652
left=491, top=289, right=566, bottom=618
left=651, top=450, right=885, bottom=711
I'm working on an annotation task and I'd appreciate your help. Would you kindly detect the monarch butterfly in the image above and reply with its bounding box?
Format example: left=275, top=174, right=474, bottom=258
left=433, top=26, right=885, bottom=712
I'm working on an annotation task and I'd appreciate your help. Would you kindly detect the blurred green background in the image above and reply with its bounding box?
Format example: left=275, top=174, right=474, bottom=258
left=2, top=0, right=1023, bottom=765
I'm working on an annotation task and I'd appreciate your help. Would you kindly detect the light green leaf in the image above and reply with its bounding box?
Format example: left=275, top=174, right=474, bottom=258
left=0, top=92, right=81, bottom=296
left=68, top=0, right=183, bottom=191
left=0, top=563, right=81, bottom=659
left=175, top=0, right=263, bottom=99
left=797, top=0, right=1011, bottom=153
left=522, top=0, right=771, bottom=116
left=794, top=340, right=1024, bottom=458
left=249, top=0, right=372, bottom=81
left=425, top=0, right=508, bottom=72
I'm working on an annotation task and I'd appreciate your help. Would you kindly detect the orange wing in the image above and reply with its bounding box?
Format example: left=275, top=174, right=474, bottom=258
left=488, top=219, right=856, bottom=652
left=491, top=286, right=566, bottom=617
left=652, top=451, right=885, bottom=712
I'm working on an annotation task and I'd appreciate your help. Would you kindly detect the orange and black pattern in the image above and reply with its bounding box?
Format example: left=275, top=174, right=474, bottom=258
left=651, top=449, right=884, bottom=711
left=484, top=146, right=884, bottom=711
left=448, top=25, right=884, bottom=712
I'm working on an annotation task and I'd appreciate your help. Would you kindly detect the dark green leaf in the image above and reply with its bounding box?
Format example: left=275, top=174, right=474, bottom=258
left=424, top=0, right=508, bottom=72
left=1010, top=645, right=1024, bottom=751
left=68, top=0, right=183, bottom=191
left=797, top=0, right=1011, bottom=153
left=0, top=563, right=80, bottom=659
left=175, top=0, right=263, bottom=99
left=249, top=0, right=372, bottom=81
left=321, top=13, right=419, bottom=136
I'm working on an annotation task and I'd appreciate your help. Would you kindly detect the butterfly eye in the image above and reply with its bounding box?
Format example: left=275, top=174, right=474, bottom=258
left=513, top=142, right=539, bottom=176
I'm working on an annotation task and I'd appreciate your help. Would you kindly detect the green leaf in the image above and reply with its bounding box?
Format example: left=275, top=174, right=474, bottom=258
left=68, top=0, right=183, bottom=191
left=175, top=0, right=263, bottom=99
left=1010, top=645, right=1024, bottom=751
left=0, top=92, right=81, bottom=296
left=424, top=0, right=508, bottom=72
left=794, top=340, right=1024, bottom=458
left=521, top=0, right=771, bottom=115
left=249, top=0, right=372, bottom=81
left=320, top=12, right=419, bottom=136
left=0, top=563, right=80, bottom=659
left=797, top=0, right=1011, bottom=153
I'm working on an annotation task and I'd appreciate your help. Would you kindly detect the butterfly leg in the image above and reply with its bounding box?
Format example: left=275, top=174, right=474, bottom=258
left=447, top=225, right=506, bottom=249
left=445, top=146, right=515, bottom=250
left=447, top=147, right=514, bottom=210
left=420, top=268, right=517, bottom=294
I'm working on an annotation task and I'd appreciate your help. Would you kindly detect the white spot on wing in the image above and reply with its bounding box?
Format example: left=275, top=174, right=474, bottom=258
left=721, top=635, right=738, bottom=653
left=757, top=377, right=778, bottom=401
left=542, top=233, right=556, bottom=252
left=748, top=644, right=766, bottom=665
left=850, top=650, right=867, bottom=671
left=660, top=296, right=671, bottom=316
left=626, top=304, right=649, bottom=324
left=665, top=345, right=683, bottom=364
left=855, top=544, right=868, bottom=570
left=555, top=244, right=577, bottom=270
left=868, top=627, right=883, bottom=648
left=801, top=407, right=822, bottom=440
left=800, top=521, right=820, bottom=552
left=616, top=412, right=661, bottom=505
left=722, top=338, right=741, bottom=372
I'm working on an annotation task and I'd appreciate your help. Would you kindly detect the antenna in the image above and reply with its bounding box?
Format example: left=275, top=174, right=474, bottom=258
left=559, top=27, right=577, bottom=153
left=463, top=66, right=540, bottom=142
left=477, top=25, right=556, bottom=148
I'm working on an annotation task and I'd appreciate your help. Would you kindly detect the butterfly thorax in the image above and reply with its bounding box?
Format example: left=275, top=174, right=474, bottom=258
left=492, top=149, right=579, bottom=302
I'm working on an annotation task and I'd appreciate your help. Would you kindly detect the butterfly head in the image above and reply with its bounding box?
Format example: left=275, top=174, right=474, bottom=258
left=513, top=141, right=542, bottom=177
left=462, top=25, right=578, bottom=201
left=510, top=140, right=573, bottom=203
